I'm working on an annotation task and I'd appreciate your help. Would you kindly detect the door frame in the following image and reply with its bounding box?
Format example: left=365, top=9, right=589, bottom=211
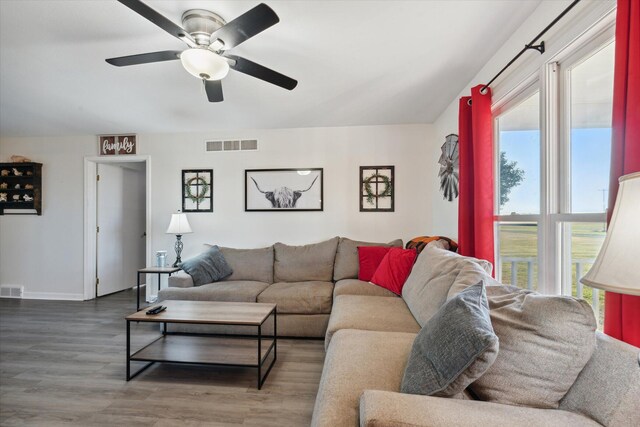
left=83, top=155, right=152, bottom=301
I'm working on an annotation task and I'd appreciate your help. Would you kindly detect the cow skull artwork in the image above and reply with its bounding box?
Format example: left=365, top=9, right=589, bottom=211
left=251, top=176, right=319, bottom=208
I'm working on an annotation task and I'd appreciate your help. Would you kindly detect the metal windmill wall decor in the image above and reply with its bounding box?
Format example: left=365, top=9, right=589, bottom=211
left=438, top=134, right=459, bottom=202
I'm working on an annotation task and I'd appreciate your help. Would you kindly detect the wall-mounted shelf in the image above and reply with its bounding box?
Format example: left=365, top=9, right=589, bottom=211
left=0, top=162, right=42, bottom=215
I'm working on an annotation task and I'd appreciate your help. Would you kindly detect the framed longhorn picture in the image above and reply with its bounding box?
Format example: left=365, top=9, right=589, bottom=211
left=245, top=168, right=323, bottom=211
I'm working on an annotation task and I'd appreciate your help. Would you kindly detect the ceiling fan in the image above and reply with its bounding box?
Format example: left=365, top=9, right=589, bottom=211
left=106, top=0, right=297, bottom=102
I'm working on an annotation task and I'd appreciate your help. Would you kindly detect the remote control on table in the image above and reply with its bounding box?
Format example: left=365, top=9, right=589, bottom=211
left=146, top=306, right=166, bottom=315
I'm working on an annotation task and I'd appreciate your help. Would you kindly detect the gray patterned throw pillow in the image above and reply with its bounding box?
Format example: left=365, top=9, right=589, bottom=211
left=401, top=281, right=499, bottom=397
left=180, top=245, right=233, bottom=286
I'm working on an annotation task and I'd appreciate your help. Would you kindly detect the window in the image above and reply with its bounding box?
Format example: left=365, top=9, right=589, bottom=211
left=493, top=27, right=614, bottom=329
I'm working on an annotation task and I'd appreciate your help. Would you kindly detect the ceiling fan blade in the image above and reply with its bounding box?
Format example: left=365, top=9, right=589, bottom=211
left=117, top=0, right=196, bottom=46
left=204, top=80, right=224, bottom=102
left=106, top=50, right=181, bottom=67
left=210, top=3, right=279, bottom=50
left=225, top=54, right=297, bottom=90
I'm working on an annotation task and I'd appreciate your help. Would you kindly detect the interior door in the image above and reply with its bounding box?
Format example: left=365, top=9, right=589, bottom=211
left=96, top=163, right=127, bottom=296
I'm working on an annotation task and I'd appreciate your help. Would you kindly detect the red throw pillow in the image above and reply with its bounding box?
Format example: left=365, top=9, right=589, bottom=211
left=358, top=246, right=392, bottom=282
left=370, top=248, right=417, bottom=295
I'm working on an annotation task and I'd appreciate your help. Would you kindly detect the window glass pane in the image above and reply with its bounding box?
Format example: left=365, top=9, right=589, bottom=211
left=563, top=222, right=606, bottom=329
left=569, top=42, right=614, bottom=213
left=497, top=91, right=540, bottom=215
left=498, top=222, right=538, bottom=291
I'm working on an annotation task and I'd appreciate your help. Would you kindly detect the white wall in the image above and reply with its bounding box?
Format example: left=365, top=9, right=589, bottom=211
left=1, top=124, right=439, bottom=299
left=429, top=0, right=616, bottom=236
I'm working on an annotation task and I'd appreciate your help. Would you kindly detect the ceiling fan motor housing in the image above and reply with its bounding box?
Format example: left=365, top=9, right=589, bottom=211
left=181, top=9, right=226, bottom=46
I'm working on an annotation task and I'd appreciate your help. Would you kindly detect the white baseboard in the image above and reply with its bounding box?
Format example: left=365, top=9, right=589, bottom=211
left=21, top=292, right=85, bottom=301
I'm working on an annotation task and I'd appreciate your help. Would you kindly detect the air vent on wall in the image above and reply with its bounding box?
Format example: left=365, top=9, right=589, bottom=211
left=0, top=285, right=24, bottom=298
left=205, top=139, right=258, bottom=152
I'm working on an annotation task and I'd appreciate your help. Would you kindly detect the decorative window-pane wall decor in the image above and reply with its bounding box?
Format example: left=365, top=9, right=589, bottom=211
left=182, top=169, right=213, bottom=212
left=360, top=166, right=394, bottom=212
left=245, top=168, right=323, bottom=211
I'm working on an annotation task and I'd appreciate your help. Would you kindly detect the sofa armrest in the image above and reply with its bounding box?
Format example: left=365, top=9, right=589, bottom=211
left=359, top=390, right=600, bottom=427
left=168, top=270, right=194, bottom=288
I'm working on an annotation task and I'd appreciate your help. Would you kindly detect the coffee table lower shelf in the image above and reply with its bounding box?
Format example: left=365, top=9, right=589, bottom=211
left=127, top=334, right=277, bottom=390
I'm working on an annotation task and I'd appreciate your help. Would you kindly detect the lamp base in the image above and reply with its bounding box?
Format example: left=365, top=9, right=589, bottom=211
left=173, top=234, right=184, bottom=267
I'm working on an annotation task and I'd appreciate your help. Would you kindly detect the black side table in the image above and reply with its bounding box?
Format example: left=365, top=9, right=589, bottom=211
left=136, top=267, right=181, bottom=311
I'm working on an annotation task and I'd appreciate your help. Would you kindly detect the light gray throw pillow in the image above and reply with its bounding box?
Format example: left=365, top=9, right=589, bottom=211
left=401, top=281, right=499, bottom=397
left=470, top=285, right=597, bottom=409
left=180, top=245, right=233, bottom=286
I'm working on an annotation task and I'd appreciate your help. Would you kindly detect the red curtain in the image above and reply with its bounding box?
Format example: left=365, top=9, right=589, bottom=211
left=604, top=0, right=640, bottom=347
left=458, top=85, right=495, bottom=268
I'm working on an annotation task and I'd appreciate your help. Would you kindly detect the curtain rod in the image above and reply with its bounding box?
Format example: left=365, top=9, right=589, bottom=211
left=480, top=0, right=582, bottom=93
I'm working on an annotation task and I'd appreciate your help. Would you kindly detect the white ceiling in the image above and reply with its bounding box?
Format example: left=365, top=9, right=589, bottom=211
left=0, top=0, right=541, bottom=137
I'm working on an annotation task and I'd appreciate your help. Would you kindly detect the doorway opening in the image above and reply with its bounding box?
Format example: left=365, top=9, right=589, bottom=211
left=83, top=156, right=152, bottom=301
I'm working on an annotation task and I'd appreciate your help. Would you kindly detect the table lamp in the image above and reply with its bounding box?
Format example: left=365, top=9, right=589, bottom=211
left=580, top=172, right=640, bottom=364
left=166, top=212, right=192, bottom=267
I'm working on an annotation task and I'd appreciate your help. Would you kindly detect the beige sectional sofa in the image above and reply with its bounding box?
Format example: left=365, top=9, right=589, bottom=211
left=158, top=236, right=402, bottom=337
left=311, top=245, right=640, bottom=427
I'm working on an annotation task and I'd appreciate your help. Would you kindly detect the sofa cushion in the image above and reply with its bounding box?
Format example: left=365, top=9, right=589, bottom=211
left=333, top=279, right=398, bottom=298
left=158, top=280, right=270, bottom=303
left=559, top=332, right=640, bottom=427
left=370, top=247, right=417, bottom=295
left=257, top=281, right=333, bottom=314
left=180, top=245, right=233, bottom=286
left=357, top=246, right=392, bottom=281
left=333, top=237, right=403, bottom=281
left=359, top=390, right=602, bottom=427
left=401, top=282, right=498, bottom=397
left=402, top=246, right=498, bottom=327
left=470, top=285, right=597, bottom=409
left=311, top=329, right=417, bottom=427
left=274, top=237, right=339, bottom=282
left=325, top=295, right=420, bottom=349
left=219, top=246, right=274, bottom=284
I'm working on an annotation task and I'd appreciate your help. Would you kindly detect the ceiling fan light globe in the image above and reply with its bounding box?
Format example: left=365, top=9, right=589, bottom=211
left=180, top=48, right=229, bottom=81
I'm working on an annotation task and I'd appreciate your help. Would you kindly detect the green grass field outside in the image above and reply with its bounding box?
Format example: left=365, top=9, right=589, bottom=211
left=498, top=222, right=605, bottom=327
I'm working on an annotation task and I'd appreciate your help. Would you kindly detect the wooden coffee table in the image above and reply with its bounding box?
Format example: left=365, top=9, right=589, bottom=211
left=125, top=300, right=277, bottom=389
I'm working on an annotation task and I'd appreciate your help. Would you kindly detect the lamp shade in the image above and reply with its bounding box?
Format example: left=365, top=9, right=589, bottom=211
left=166, top=213, right=193, bottom=235
left=180, top=48, right=229, bottom=81
left=580, top=172, right=640, bottom=296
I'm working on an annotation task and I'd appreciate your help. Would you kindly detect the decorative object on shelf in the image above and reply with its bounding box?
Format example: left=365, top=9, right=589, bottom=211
left=10, top=155, right=31, bottom=163
left=0, top=162, right=42, bottom=215
left=360, top=166, right=394, bottom=212
left=156, top=250, right=168, bottom=268
left=98, top=135, right=137, bottom=155
left=182, top=169, right=213, bottom=212
left=438, top=134, right=459, bottom=202
left=166, top=212, right=193, bottom=267
left=245, top=168, right=323, bottom=211
left=0, top=193, right=6, bottom=202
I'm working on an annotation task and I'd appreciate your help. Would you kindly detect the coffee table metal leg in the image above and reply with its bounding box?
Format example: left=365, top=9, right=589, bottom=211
left=126, top=320, right=130, bottom=380
left=257, top=325, right=262, bottom=389
left=136, top=273, right=141, bottom=311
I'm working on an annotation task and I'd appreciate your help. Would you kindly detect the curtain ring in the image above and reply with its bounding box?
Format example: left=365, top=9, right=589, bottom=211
left=480, top=86, right=488, bottom=95
left=467, top=99, right=472, bottom=106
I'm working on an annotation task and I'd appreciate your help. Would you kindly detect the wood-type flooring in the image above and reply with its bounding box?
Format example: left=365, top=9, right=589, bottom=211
left=0, top=289, right=325, bottom=426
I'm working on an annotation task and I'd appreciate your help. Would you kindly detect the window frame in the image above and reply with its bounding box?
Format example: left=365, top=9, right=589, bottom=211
left=492, top=12, right=615, bottom=301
